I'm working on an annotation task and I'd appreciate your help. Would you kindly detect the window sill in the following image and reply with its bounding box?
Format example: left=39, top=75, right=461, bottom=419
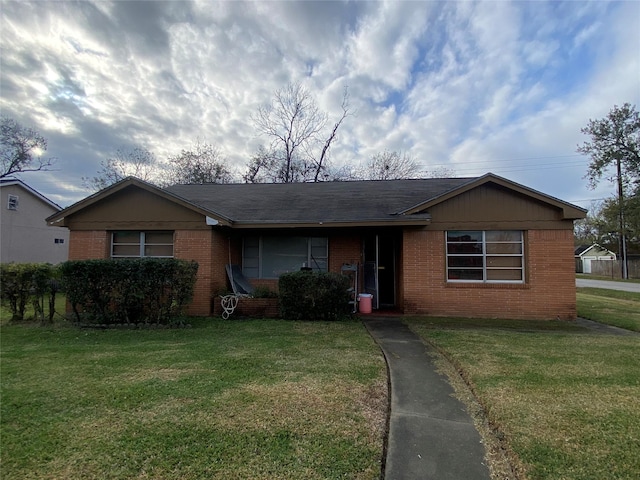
left=446, top=282, right=529, bottom=289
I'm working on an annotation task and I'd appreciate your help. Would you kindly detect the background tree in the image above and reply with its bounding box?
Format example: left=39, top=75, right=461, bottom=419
left=246, top=82, right=350, bottom=183
left=423, top=166, right=456, bottom=179
left=82, top=147, right=158, bottom=191
left=577, top=103, right=640, bottom=278
left=574, top=200, right=618, bottom=251
left=243, top=146, right=280, bottom=183
left=166, top=141, right=233, bottom=185
left=0, top=116, right=55, bottom=178
left=600, top=189, right=640, bottom=254
left=355, top=150, right=421, bottom=180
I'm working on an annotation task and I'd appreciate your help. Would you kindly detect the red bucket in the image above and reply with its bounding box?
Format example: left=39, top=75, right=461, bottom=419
left=357, top=293, right=373, bottom=314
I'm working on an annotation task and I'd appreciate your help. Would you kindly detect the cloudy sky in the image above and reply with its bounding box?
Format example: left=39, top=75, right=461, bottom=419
left=1, top=0, right=638, bottom=209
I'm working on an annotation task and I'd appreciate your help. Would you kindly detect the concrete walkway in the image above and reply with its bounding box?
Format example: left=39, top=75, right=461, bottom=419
left=364, top=317, right=491, bottom=480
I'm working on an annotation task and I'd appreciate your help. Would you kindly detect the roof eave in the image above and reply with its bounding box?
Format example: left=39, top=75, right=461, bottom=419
left=230, top=217, right=431, bottom=229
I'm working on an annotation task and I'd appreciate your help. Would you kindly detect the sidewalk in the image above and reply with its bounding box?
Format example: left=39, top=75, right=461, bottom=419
left=364, top=317, right=491, bottom=480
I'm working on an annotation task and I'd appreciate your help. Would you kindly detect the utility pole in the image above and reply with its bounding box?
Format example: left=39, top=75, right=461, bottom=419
left=616, top=157, right=628, bottom=279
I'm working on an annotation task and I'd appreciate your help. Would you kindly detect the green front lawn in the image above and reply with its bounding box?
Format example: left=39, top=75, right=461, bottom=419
left=577, top=287, right=640, bottom=332
left=407, top=317, right=640, bottom=480
left=0, top=319, right=387, bottom=479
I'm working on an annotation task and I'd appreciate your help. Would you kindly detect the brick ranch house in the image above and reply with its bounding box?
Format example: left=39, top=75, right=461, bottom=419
left=46, top=173, right=586, bottom=320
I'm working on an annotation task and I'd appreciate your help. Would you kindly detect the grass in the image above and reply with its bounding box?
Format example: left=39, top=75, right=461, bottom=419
left=576, top=274, right=640, bottom=284
left=577, top=287, right=640, bottom=332
left=0, top=318, right=387, bottom=479
left=3, top=287, right=638, bottom=479
left=406, top=317, right=640, bottom=480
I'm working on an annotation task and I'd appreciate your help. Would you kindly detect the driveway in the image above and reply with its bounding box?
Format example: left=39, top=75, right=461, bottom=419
left=576, top=278, right=640, bottom=293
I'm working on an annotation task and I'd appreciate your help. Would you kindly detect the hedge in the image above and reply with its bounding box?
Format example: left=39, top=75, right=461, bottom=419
left=59, top=258, right=198, bottom=325
left=0, top=263, right=60, bottom=323
left=278, top=270, right=351, bottom=321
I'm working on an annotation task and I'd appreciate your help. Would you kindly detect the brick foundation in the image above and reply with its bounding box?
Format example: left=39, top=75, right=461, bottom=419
left=212, top=297, right=280, bottom=318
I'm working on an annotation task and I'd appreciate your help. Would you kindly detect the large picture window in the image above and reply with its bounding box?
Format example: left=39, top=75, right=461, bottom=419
left=111, top=231, right=174, bottom=258
left=243, top=236, right=328, bottom=278
left=446, top=231, right=524, bottom=283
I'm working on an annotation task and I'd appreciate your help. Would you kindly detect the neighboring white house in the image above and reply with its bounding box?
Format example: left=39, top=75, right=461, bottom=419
left=575, top=244, right=617, bottom=274
left=0, top=178, right=69, bottom=264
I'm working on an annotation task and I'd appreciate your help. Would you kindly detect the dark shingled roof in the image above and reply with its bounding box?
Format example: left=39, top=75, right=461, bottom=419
left=165, top=177, right=477, bottom=225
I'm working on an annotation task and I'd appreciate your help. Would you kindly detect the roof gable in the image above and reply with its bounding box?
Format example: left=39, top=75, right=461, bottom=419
left=399, top=173, right=587, bottom=220
left=575, top=244, right=617, bottom=257
left=0, top=178, right=62, bottom=211
left=46, top=177, right=232, bottom=227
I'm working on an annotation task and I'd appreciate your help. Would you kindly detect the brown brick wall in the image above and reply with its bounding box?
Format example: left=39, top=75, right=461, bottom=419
left=403, top=229, right=577, bottom=320
left=68, top=229, right=223, bottom=316
left=68, top=231, right=109, bottom=259
left=329, top=234, right=362, bottom=271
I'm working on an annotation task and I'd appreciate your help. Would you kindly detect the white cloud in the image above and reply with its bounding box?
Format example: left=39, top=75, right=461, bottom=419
left=0, top=0, right=636, bottom=208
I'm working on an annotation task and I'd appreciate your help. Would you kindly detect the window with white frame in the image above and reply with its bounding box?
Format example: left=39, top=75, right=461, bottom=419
left=7, top=194, right=18, bottom=210
left=111, top=231, right=174, bottom=258
left=243, top=236, right=328, bottom=278
left=446, top=231, right=524, bottom=283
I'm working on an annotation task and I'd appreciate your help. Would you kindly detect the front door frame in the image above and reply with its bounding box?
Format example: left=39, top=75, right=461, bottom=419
left=363, top=232, right=398, bottom=309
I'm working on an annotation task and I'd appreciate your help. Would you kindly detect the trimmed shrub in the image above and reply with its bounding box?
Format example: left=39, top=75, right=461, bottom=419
left=0, top=263, right=59, bottom=323
left=59, top=258, right=198, bottom=325
left=278, top=271, right=351, bottom=321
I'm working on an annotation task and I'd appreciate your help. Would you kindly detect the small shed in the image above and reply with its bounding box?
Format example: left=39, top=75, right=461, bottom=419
left=575, top=244, right=617, bottom=273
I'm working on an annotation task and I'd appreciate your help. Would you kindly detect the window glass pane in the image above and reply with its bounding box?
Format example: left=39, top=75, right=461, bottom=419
left=145, top=231, right=173, bottom=244
left=487, top=269, right=523, bottom=281
left=310, top=237, right=328, bottom=271
left=243, top=236, right=328, bottom=278
left=311, top=259, right=328, bottom=272
left=487, top=256, right=522, bottom=267
left=448, top=269, right=483, bottom=281
left=447, top=242, right=483, bottom=254
left=310, top=237, right=326, bottom=247
left=486, top=243, right=522, bottom=254
left=447, top=231, right=482, bottom=242
left=244, top=237, right=259, bottom=249
left=144, top=245, right=173, bottom=257
left=112, top=245, right=141, bottom=257
left=448, top=256, right=483, bottom=268
left=243, top=267, right=259, bottom=278
left=311, top=244, right=327, bottom=258
left=262, top=236, right=308, bottom=278
left=113, top=231, right=140, bottom=244
left=485, top=231, right=521, bottom=242
left=243, top=237, right=260, bottom=278
left=244, top=257, right=259, bottom=269
left=446, top=230, right=524, bottom=283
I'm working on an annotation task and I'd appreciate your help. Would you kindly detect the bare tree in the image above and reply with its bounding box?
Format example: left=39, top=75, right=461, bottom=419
left=166, top=141, right=233, bottom=185
left=424, top=166, right=456, bottom=178
left=0, top=116, right=55, bottom=178
left=356, top=150, right=421, bottom=180
left=82, top=147, right=158, bottom=191
left=312, top=86, right=351, bottom=181
left=247, top=83, right=351, bottom=183
left=243, top=146, right=280, bottom=183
